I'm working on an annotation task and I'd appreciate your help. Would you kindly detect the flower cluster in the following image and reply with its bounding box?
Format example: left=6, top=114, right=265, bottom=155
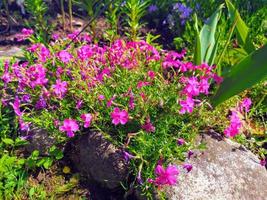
left=224, top=98, right=252, bottom=137
left=0, top=31, right=221, bottom=192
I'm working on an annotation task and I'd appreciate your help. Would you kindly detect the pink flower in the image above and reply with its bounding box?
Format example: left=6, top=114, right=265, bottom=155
left=10, top=97, right=22, bottom=117
left=240, top=98, right=252, bottom=113
left=38, top=46, right=51, bottom=63
left=151, top=164, right=179, bottom=186
left=183, top=163, right=193, bottom=172
left=177, top=138, right=185, bottom=146
left=184, top=77, right=199, bottom=97
left=260, top=158, right=266, bottom=167
left=59, top=119, right=79, bottom=138
left=57, top=50, right=73, bottom=63
left=76, top=100, right=83, bottom=109
left=142, top=119, right=155, bottom=133
left=212, top=73, right=223, bottom=84
left=77, top=45, right=93, bottom=61
left=98, top=95, right=105, bottom=101
left=26, top=64, right=48, bottom=88
left=27, top=43, right=41, bottom=53
left=224, top=111, right=242, bottom=137
left=199, top=77, right=210, bottom=95
left=16, top=28, right=34, bottom=41
left=81, top=113, right=93, bottom=128
left=179, top=97, right=195, bottom=114
left=107, top=96, right=116, bottom=107
left=52, top=33, right=60, bottom=40
left=147, top=70, right=155, bottom=79
left=19, top=118, right=30, bottom=132
left=137, top=81, right=150, bottom=89
left=52, top=79, right=68, bottom=99
left=111, top=107, right=129, bottom=125
left=187, top=150, right=194, bottom=159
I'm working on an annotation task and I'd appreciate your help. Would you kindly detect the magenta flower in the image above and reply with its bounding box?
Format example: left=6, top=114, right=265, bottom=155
left=52, top=79, right=68, bottom=99
left=177, top=138, right=185, bottom=146
left=123, top=151, right=135, bottom=162
left=183, top=163, right=193, bottom=172
left=52, top=33, right=60, bottom=40
left=57, top=50, right=73, bottom=63
left=142, top=119, right=155, bottom=133
left=111, top=107, right=129, bottom=125
left=184, top=77, right=199, bottom=97
left=240, top=98, right=252, bottom=113
left=16, top=28, right=34, bottom=41
left=81, top=113, right=93, bottom=128
left=77, top=45, right=93, bottom=61
left=38, top=46, right=51, bottom=63
left=179, top=97, right=195, bottom=114
left=152, top=164, right=179, bottom=186
left=224, top=111, right=242, bottom=137
left=98, top=95, right=105, bottom=101
left=137, top=81, right=150, bottom=89
left=187, top=150, right=194, bottom=159
left=107, top=96, right=116, bottom=107
left=19, top=118, right=30, bottom=132
left=26, top=64, right=48, bottom=88
left=76, top=100, right=83, bottom=109
left=147, top=70, right=155, bottom=79
left=59, top=119, right=79, bottom=138
left=260, top=158, right=266, bottom=167
left=10, top=97, right=22, bottom=117
left=199, top=77, right=210, bottom=95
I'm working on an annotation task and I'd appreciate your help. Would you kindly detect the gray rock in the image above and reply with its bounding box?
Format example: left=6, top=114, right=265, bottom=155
left=25, top=128, right=56, bottom=155
left=66, top=131, right=128, bottom=189
left=165, top=132, right=267, bottom=200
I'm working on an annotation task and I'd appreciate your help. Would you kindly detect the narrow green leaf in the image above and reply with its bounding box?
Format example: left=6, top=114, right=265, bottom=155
left=225, top=0, right=255, bottom=53
left=193, top=14, right=202, bottom=65
left=212, top=44, right=267, bottom=106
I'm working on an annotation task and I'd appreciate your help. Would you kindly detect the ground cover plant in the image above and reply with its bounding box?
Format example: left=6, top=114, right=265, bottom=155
left=0, top=0, right=266, bottom=199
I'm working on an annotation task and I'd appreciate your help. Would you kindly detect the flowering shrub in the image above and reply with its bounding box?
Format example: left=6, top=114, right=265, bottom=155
left=0, top=30, right=222, bottom=196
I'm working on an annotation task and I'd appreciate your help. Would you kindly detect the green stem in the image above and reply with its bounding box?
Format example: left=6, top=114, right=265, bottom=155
left=68, top=0, right=73, bottom=31
left=60, top=0, right=66, bottom=30
left=216, top=18, right=238, bottom=76
left=248, top=93, right=267, bottom=118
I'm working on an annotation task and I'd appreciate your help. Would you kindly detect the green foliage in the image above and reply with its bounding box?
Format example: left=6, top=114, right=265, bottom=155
left=225, top=0, right=255, bottom=54
left=0, top=154, right=27, bottom=199
left=212, top=44, right=267, bottom=106
left=193, top=4, right=224, bottom=65
left=123, top=0, right=150, bottom=40
left=24, top=0, right=52, bottom=43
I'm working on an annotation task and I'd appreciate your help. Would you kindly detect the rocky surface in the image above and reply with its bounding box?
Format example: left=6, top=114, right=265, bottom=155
left=65, top=131, right=128, bottom=190
left=0, top=46, right=24, bottom=60
left=25, top=128, right=56, bottom=155
left=166, top=132, right=267, bottom=200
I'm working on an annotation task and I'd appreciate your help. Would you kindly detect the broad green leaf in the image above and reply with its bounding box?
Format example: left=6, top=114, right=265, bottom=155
left=200, top=4, right=224, bottom=64
left=212, top=44, right=267, bottom=106
left=225, top=0, right=255, bottom=53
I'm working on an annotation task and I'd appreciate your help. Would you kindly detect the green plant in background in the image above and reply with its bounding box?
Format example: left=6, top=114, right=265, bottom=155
left=69, top=0, right=73, bottom=31
left=104, top=0, right=123, bottom=42
left=74, top=0, right=103, bottom=36
left=193, top=4, right=224, bottom=66
left=123, top=0, right=150, bottom=40
left=25, top=0, right=52, bottom=43
left=60, top=0, right=66, bottom=30
left=212, top=44, right=267, bottom=106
